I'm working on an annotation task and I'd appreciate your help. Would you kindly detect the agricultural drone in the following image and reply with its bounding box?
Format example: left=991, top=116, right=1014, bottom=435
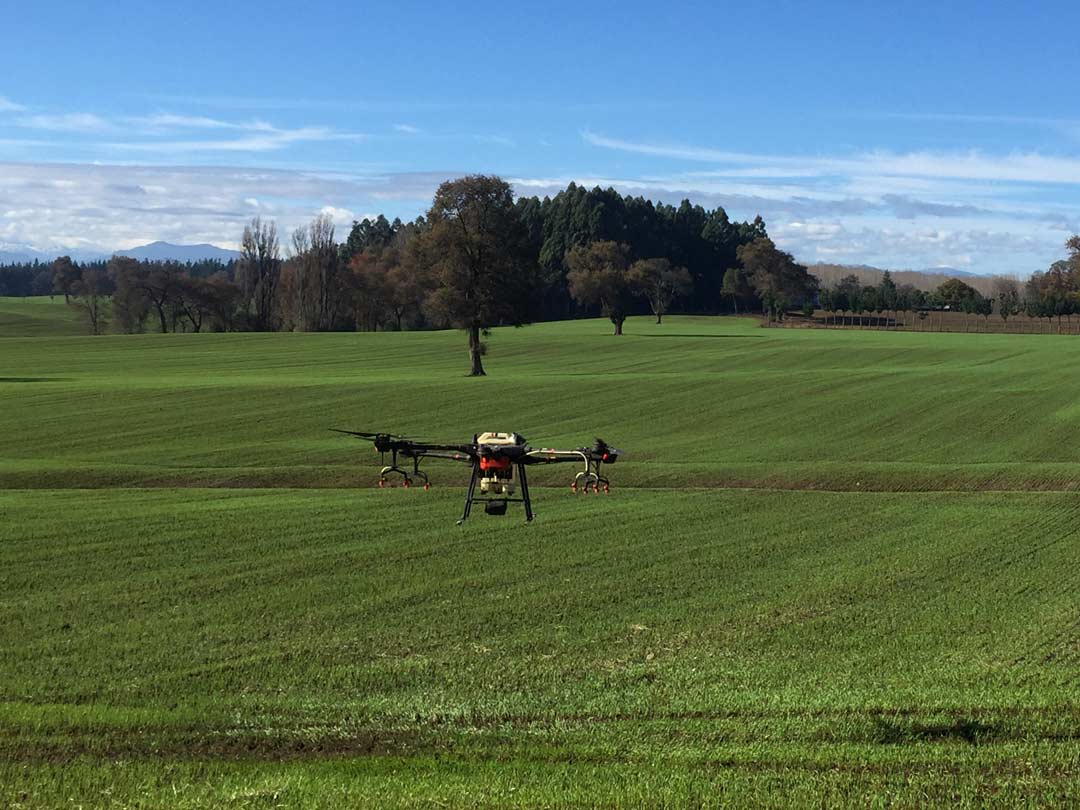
left=332, top=429, right=621, bottom=523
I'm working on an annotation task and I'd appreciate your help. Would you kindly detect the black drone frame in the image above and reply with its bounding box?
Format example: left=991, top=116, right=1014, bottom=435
left=458, top=455, right=535, bottom=523
left=332, top=430, right=619, bottom=523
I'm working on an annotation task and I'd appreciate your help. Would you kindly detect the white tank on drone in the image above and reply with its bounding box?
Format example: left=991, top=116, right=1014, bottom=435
left=475, top=432, right=523, bottom=447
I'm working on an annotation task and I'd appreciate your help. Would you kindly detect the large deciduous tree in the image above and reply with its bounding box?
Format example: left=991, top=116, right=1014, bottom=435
left=720, top=266, right=752, bottom=314
left=108, top=256, right=181, bottom=334
left=50, top=256, right=80, bottom=303
left=69, top=268, right=111, bottom=334
left=736, top=236, right=817, bottom=321
left=629, top=257, right=692, bottom=324
left=236, top=217, right=281, bottom=331
left=280, top=213, right=348, bottom=332
left=566, top=241, right=637, bottom=335
left=417, top=175, right=539, bottom=376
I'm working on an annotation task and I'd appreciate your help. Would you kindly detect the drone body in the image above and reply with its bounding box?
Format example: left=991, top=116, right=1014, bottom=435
left=333, top=429, right=621, bottom=523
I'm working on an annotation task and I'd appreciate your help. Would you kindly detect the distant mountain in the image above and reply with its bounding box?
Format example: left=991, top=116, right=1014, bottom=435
left=0, top=250, right=36, bottom=265
left=114, top=241, right=240, bottom=262
left=0, top=240, right=241, bottom=266
left=0, top=243, right=103, bottom=265
left=808, top=263, right=1001, bottom=297
left=921, top=266, right=982, bottom=278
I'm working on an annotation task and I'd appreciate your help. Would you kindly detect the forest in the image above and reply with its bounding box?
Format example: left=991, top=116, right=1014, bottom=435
left=0, top=177, right=813, bottom=342
left=3, top=176, right=1079, bottom=342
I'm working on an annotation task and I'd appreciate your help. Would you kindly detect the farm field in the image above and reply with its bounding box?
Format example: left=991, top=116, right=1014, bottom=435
left=2, top=302, right=1080, bottom=806
left=0, top=295, right=83, bottom=338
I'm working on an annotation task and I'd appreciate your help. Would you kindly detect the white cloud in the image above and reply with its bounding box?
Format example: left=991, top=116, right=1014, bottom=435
left=318, top=205, right=356, bottom=229
left=125, top=113, right=276, bottom=132
left=102, top=127, right=366, bottom=154
left=393, top=123, right=421, bottom=134
left=0, top=162, right=447, bottom=253
left=583, top=129, right=1080, bottom=186
left=5, top=106, right=365, bottom=155
left=16, top=113, right=114, bottom=133
left=0, top=96, right=25, bottom=112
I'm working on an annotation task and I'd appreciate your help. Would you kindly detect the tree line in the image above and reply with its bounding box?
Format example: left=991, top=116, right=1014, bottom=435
left=815, top=237, right=1080, bottom=332
left=4, top=176, right=824, bottom=369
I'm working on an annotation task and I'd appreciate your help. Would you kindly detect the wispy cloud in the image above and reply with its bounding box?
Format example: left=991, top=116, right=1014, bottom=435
left=2, top=106, right=366, bottom=155
left=0, top=96, right=25, bottom=113
left=16, top=113, right=115, bottom=133
left=582, top=129, right=1080, bottom=186
left=125, top=113, right=276, bottom=132
left=103, top=126, right=365, bottom=154
left=516, top=135, right=1080, bottom=276
left=393, top=123, right=421, bottom=134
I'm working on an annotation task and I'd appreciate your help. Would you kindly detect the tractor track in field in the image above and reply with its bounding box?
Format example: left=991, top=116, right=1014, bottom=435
left=4, top=717, right=1080, bottom=766
left=5, top=704, right=1080, bottom=765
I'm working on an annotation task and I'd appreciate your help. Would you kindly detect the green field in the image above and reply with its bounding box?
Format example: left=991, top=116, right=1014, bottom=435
left=3, top=301, right=1080, bottom=807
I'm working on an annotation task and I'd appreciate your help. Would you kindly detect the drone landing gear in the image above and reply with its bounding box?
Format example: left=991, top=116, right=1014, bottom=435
left=457, top=460, right=533, bottom=524
left=378, top=450, right=430, bottom=489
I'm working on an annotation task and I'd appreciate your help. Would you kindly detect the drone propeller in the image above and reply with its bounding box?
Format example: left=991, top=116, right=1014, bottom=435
left=330, top=428, right=412, bottom=441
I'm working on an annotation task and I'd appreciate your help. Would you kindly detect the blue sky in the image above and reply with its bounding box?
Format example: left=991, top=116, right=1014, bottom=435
left=3, top=0, right=1080, bottom=274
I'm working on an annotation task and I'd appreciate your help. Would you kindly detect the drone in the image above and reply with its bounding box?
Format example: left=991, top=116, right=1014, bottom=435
left=332, top=429, right=621, bottom=523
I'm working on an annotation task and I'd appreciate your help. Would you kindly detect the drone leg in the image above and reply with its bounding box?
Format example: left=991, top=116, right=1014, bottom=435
left=595, top=460, right=609, bottom=493
left=413, top=457, right=430, bottom=490
left=518, top=462, right=534, bottom=523
left=457, top=461, right=480, bottom=525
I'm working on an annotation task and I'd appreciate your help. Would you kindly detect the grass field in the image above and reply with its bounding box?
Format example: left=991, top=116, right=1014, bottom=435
left=2, top=300, right=1080, bottom=807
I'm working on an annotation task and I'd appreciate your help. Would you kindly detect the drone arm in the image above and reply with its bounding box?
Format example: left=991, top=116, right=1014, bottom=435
left=415, top=450, right=477, bottom=462
left=523, top=449, right=590, bottom=465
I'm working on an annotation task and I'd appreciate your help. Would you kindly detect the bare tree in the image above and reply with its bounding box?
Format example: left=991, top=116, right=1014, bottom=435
left=236, top=217, right=281, bottom=331
left=281, top=214, right=344, bottom=331
left=69, top=269, right=110, bottom=334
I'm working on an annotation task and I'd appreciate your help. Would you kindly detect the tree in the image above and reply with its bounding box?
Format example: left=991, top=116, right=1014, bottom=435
left=832, top=274, right=860, bottom=326
left=175, top=275, right=235, bottom=333
left=110, top=257, right=151, bottom=333
left=628, top=257, right=692, bottom=324
left=416, top=175, right=540, bottom=375
left=992, top=276, right=1020, bottom=328
left=566, top=241, right=637, bottom=335
left=879, top=270, right=897, bottom=328
left=142, top=265, right=182, bottom=334
left=236, top=217, right=281, bottom=331
left=280, top=214, right=347, bottom=332
left=720, top=267, right=752, bottom=314
left=69, top=269, right=110, bottom=334
left=342, top=214, right=398, bottom=262
left=934, top=278, right=980, bottom=310
left=201, top=273, right=243, bottom=332
left=108, top=257, right=180, bottom=333
left=50, top=256, right=80, bottom=303
left=818, top=286, right=835, bottom=326
left=736, top=237, right=817, bottom=320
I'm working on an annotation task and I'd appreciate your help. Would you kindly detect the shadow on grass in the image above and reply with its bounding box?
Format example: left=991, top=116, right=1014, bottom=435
left=0, top=377, right=70, bottom=383
left=873, top=717, right=999, bottom=745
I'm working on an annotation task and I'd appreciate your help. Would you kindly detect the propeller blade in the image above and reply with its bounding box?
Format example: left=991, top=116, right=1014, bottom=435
left=330, top=428, right=410, bottom=440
